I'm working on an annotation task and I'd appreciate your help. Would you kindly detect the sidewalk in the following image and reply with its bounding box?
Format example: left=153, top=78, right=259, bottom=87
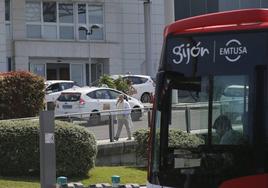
left=97, top=137, right=134, bottom=145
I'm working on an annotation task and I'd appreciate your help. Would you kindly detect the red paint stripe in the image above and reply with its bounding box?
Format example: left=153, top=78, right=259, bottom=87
left=219, top=174, right=268, bottom=188
left=164, top=9, right=268, bottom=37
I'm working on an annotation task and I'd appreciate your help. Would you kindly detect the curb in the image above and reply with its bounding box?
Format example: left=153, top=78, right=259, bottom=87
left=65, top=182, right=146, bottom=188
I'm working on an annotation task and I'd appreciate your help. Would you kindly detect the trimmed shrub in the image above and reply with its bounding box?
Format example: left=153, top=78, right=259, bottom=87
left=97, top=74, right=129, bottom=94
left=113, top=76, right=129, bottom=94
left=0, top=120, right=97, bottom=177
left=98, top=74, right=116, bottom=88
left=133, top=129, right=150, bottom=159
left=133, top=128, right=204, bottom=160
left=0, top=71, right=45, bottom=119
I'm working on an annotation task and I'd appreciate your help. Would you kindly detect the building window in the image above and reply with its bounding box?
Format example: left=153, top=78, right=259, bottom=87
left=5, top=0, right=10, bottom=21
left=7, top=57, right=12, bottom=71
left=26, top=1, right=41, bottom=38
left=43, top=2, right=57, bottom=22
left=27, top=25, right=41, bottom=38
left=5, top=0, right=11, bottom=38
left=26, top=1, right=103, bottom=40
left=59, top=3, right=74, bottom=39
left=78, top=4, right=104, bottom=40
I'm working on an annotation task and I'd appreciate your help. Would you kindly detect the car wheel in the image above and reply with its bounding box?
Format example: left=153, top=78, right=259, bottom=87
left=141, top=93, right=150, bottom=103
left=88, top=112, right=100, bottom=126
left=131, top=107, right=142, bottom=121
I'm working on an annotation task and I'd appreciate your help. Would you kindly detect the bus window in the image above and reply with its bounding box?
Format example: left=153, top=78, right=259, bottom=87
left=213, top=75, right=248, bottom=145
left=170, top=76, right=209, bottom=147
left=169, top=75, right=248, bottom=146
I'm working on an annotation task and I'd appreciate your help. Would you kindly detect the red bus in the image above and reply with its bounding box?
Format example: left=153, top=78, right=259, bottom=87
left=148, top=9, right=268, bottom=188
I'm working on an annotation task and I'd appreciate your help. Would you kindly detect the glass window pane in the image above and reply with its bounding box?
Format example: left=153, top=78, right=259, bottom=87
left=59, top=3, right=74, bottom=23
left=59, top=26, right=74, bottom=39
left=5, top=0, right=10, bottom=21
left=71, top=64, right=83, bottom=86
left=27, top=25, right=41, bottom=38
left=88, top=5, right=103, bottom=24
left=5, top=23, right=11, bottom=38
left=43, top=2, right=56, bottom=22
left=7, top=57, right=12, bottom=71
left=89, top=28, right=103, bottom=40
left=214, top=75, right=248, bottom=145
left=26, top=1, right=41, bottom=22
left=79, top=29, right=87, bottom=40
left=30, top=63, right=45, bottom=77
left=43, top=25, right=57, bottom=39
left=78, top=4, right=86, bottom=24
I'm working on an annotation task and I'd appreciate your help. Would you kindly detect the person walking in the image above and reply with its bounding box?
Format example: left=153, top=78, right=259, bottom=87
left=114, top=94, right=132, bottom=141
left=126, top=79, right=137, bottom=96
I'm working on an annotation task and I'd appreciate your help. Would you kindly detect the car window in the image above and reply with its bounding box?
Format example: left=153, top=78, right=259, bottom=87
left=60, top=82, right=74, bottom=90
left=140, top=77, right=148, bottom=84
left=109, top=90, right=121, bottom=99
left=46, top=83, right=60, bottom=93
left=87, top=91, right=96, bottom=99
left=58, top=93, right=81, bottom=101
left=124, top=76, right=138, bottom=84
left=95, top=90, right=111, bottom=99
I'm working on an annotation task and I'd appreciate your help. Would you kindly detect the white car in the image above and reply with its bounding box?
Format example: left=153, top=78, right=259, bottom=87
left=45, top=80, right=79, bottom=103
left=54, top=87, right=144, bottom=124
left=220, top=85, right=248, bottom=121
left=110, top=74, right=155, bottom=103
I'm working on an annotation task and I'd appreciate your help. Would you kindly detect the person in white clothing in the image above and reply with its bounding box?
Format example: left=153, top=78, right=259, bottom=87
left=114, top=94, right=132, bottom=141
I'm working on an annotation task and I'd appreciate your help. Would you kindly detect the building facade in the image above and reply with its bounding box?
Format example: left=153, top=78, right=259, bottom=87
left=175, top=0, right=268, bottom=20
left=1, top=0, right=165, bottom=86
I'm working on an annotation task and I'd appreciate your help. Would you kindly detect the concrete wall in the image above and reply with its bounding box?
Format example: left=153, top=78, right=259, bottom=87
left=96, top=140, right=146, bottom=166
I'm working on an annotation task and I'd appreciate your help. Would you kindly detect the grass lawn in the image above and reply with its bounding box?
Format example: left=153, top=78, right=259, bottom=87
left=0, top=166, right=147, bottom=188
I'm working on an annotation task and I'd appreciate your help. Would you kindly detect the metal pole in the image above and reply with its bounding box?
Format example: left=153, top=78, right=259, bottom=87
left=109, top=114, right=115, bottom=142
left=185, top=106, right=191, bottom=133
left=40, top=111, right=56, bottom=188
left=147, top=109, right=151, bottom=127
left=164, top=0, right=175, bottom=25
left=144, top=0, right=154, bottom=77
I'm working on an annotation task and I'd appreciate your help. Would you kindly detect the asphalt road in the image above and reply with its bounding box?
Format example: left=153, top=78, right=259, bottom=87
left=73, top=108, right=224, bottom=140
left=84, top=112, right=151, bottom=140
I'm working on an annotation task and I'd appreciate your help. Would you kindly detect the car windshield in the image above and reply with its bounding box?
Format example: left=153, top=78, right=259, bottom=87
left=58, top=93, right=81, bottom=101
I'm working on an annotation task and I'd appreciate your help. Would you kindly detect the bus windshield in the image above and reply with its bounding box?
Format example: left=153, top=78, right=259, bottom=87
left=168, top=75, right=248, bottom=146
left=150, top=73, right=254, bottom=188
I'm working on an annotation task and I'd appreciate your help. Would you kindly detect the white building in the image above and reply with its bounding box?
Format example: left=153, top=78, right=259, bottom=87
left=1, top=0, right=168, bottom=86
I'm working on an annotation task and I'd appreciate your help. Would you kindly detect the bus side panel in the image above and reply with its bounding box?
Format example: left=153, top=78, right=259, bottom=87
left=219, top=174, right=268, bottom=188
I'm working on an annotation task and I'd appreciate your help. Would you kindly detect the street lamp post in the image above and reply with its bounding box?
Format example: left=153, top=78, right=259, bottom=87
left=78, top=24, right=102, bottom=85
left=139, top=0, right=154, bottom=77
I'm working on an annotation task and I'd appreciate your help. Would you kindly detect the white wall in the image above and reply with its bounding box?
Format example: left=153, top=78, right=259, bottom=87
left=7, top=0, right=166, bottom=77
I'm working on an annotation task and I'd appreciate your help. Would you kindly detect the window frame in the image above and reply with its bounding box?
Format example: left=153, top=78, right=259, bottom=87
left=25, top=1, right=104, bottom=41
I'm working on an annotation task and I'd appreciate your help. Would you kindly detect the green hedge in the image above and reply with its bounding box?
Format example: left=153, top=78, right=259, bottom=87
left=0, top=120, right=97, bottom=177
left=0, top=71, right=45, bottom=120
left=133, top=129, right=204, bottom=159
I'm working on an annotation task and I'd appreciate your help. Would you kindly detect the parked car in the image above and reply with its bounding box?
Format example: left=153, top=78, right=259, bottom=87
left=110, top=74, right=155, bottom=103
left=54, top=87, right=144, bottom=124
left=45, top=80, right=79, bottom=104
left=220, top=85, right=248, bottom=121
